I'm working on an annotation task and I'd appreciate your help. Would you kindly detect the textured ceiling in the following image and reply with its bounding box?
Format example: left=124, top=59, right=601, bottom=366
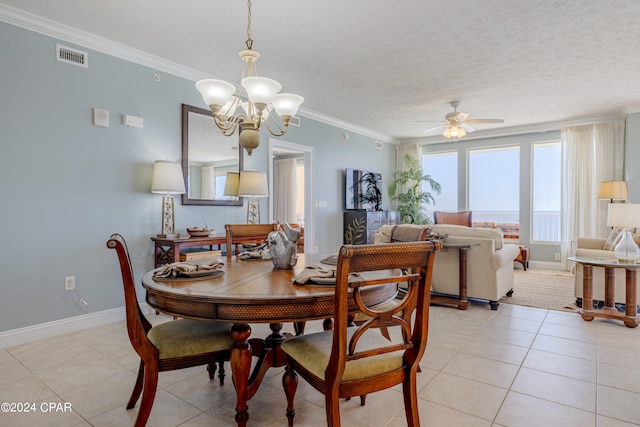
left=2, top=0, right=640, bottom=143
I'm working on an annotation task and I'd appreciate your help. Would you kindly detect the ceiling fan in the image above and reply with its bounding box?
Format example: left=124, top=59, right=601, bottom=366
left=419, top=101, right=504, bottom=139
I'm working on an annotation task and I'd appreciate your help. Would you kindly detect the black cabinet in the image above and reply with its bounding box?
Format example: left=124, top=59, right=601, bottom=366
left=343, top=211, right=400, bottom=244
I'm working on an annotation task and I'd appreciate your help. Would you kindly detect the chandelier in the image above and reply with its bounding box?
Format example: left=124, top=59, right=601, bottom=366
left=195, top=0, right=304, bottom=155
left=442, top=125, right=466, bottom=139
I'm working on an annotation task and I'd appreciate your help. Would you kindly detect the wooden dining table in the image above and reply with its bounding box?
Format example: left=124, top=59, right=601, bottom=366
left=141, top=253, right=399, bottom=426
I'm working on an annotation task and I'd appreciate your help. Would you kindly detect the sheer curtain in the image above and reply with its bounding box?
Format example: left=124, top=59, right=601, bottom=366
left=201, top=166, right=215, bottom=200
left=273, top=158, right=298, bottom=224
left=561, top=120, right=625, bottom=266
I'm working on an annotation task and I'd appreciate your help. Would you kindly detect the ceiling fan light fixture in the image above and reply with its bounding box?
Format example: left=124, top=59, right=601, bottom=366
left=195, top=0, right=303, bottom=155
left=443, top=125, right=466, bottom=139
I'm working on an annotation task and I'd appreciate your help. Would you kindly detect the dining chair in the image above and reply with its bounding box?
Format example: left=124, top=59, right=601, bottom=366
left=281, top=240, right=441, bottom=427
left=224, top=223, right=278, bottom=260
left=433, top=210, right=473, bottom=226
left=107, top=233, right=233, bottom=427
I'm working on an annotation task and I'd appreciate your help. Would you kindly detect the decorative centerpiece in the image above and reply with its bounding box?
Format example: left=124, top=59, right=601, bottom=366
left=187, top=227, right=215, bottom=237
left=268, top=223, right=301, bottom=269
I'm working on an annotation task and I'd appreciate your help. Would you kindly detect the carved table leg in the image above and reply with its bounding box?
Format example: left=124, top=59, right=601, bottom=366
left=458, top=247, right=470, bottom=310
left=624, top=269, right=640, bottom=328
left=581, top=265, right=595, bottom=321
left=230, top=323, right=252, bottom=427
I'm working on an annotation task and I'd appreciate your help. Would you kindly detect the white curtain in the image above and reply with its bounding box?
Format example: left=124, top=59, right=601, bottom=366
left=273, top=158, right=298, bottom=224
left=394, top=143, right=421, bottom=205
left=561, top=120, right=625, bottom=266
left=201, top=166, right=215, bottom=200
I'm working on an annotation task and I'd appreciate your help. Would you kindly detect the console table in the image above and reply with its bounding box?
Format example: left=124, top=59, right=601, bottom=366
left=151, top=235, right=226, bottom=268
left=568, top=256, right=640, bottom=328
left=430, top=242, right=473, bottom=310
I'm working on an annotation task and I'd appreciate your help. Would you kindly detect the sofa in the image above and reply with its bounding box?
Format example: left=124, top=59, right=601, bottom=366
left=429, top=224, right=520, bottom=309
left=375, top=223, right=520, bottom=309
left=574, top=236, right=640, bottom=307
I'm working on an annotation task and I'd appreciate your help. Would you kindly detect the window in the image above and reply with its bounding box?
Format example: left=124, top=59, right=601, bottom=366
left=532, top=141, right=561, bottom=242
left=422, top=151, right=458, bottom=219
left=469, top=146, right=520, bottom=238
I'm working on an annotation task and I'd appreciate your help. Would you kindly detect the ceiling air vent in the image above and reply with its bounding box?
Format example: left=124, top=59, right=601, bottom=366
left=56, top=44, right=88, bottom=68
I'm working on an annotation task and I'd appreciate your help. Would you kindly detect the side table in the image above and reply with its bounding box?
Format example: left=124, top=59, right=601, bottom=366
left=568, top=256, right=640, bottom=328
left=151, top=235, right=227, bottom=268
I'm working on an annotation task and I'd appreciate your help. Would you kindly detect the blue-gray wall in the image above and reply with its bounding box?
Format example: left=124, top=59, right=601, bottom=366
left=0, top=22, right=395, bottom=332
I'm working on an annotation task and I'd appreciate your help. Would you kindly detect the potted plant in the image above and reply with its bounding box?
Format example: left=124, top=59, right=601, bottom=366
left=389, top=154, right=441, bottom=224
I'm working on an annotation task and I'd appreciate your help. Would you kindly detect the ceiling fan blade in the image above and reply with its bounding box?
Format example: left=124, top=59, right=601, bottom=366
left=454, top=112, right=469, bottom=121
left=460, top=123, right=476, bottom=132
left=423, top=124, right=447, bottom=133
left=464, top=118, right=504, bottom=124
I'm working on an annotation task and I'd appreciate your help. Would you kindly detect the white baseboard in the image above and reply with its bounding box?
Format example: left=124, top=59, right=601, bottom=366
left=529, top=260, right=568, bottom=271
left=0, top=303, right=153, bottom=349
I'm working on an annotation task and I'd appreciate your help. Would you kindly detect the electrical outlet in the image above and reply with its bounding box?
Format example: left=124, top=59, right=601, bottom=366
left=64, top=276, right=75, bottom=291
left=554, top=253, right=561, bottom=261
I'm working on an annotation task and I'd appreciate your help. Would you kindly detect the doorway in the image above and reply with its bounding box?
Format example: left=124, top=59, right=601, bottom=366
left=268, top=139, right=315, bottom=254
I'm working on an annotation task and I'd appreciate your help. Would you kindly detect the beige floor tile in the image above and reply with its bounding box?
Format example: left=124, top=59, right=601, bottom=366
left=442, top=352, right=519, bottom=388
left=388, top=399, right=491, bottom=427
left=420, top=372, right=507, bottom=421
left=427, top=328, right=473, bottom=351
left=512, top=367, right=596, bottom=412
left=177, top=412, right=234, bottom=427
left=58, top=370, right=136, bottom=419
left=0, top=352, right=32, bottom=385
left=523, top=348, right=597, bottom=382
left=531, top=333, right=597, bottom=361
left=596, top=414, right=640, bottom=427
left=544, top=310, right=587, bottom=327
left=89, top=389, right=200, bottom=427
left=599, top=345, right=640, bottom=370
left=420, top=344, right=458, bottom=370
left=597, top=385, right=640, bottom=424
left=598, top=362, right=640, bottom=394
left=462, top=336, right=529, bottom=365
left=486, top=313, right=543, bottom=333
left=496, top=391, right=595, bottom=427
left=497, top=304, right=549, bottom=322
left=475, top=323, right=537, bottom=348
left=539, top=321, right=598, bottom=343
left=164, top=369, right=235, bottom=412
left=0, top=375, right=55, bottom=402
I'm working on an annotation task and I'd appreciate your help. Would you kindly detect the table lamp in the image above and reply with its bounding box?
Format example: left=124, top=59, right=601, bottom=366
left=238, top=170, right=268, bottom=224
left=151, top=160, right=186, bottom=238
left=607, top=203, right=640, bottom=263
left=223, top=171, right=240, bottom=200
left=598, top=181, right=628, bottom=203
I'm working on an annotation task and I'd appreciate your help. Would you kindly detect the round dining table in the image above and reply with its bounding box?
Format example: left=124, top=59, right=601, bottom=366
left=141, top=253, right=398, bottom=427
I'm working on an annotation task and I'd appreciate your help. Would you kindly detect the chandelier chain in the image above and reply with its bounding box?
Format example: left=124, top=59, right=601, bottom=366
left=245, top=0, right=253, bottom=50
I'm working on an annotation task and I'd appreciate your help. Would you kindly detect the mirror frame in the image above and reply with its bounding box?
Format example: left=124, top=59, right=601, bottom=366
left=181, top=103, right=243, bottom=206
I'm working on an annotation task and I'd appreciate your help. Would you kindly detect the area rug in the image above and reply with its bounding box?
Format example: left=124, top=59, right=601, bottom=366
left=499, top=269, right=577, bottom=312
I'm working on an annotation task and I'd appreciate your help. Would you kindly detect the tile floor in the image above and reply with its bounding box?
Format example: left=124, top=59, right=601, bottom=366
left=2, top=299, right=640, bottom=426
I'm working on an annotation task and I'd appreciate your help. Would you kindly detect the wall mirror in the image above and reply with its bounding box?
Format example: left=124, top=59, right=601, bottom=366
left=181, top=103, right=243, bottom=205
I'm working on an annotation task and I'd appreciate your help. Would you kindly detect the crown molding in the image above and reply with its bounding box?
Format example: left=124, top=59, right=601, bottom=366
left=1, top=4, right=397, bottom=144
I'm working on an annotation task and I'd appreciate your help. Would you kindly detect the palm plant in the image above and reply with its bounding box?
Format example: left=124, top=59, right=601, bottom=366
left=389, top=154, right=441, bottom=224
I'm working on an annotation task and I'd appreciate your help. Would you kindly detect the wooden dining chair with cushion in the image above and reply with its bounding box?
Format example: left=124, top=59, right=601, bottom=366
left=281, top=240, right=441, bottom=427
left=107, top=233, right=234, bottom=427
left=225, top=223, right=278, bottom=260
left=433, top=210, right=473, bottom=227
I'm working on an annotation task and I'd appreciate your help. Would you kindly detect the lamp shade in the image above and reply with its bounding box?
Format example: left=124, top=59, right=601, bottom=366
left=238, top=170, right=268, bottom=197
left=607, top=203, right=640, bottom=228
left=223, top=171, right=240, bottom=196
left=241, top=76, right=281, bottom=105
left=598, top=181, right=628, bottom=201
left=151, top=160, right=186, bottom=194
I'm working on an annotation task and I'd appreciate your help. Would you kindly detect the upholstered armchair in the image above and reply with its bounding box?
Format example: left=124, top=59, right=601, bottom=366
left=433, top=210, right=473, bottom=227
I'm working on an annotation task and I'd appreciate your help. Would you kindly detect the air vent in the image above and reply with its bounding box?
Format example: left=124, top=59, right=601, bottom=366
left=56, top=44, right=88, bottom=68
left=375, top=141, right=383, bottom=149
left=288, top=116, right=300, bottom=127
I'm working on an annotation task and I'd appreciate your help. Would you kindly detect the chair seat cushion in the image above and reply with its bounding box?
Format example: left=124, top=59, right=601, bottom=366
left=281, top=327, right=403, bottom=381
left=147, top=319, right=233, bottom=359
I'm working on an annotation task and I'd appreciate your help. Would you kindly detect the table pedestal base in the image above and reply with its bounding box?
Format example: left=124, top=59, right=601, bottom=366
left=578, top=264, right=640, bottom=328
